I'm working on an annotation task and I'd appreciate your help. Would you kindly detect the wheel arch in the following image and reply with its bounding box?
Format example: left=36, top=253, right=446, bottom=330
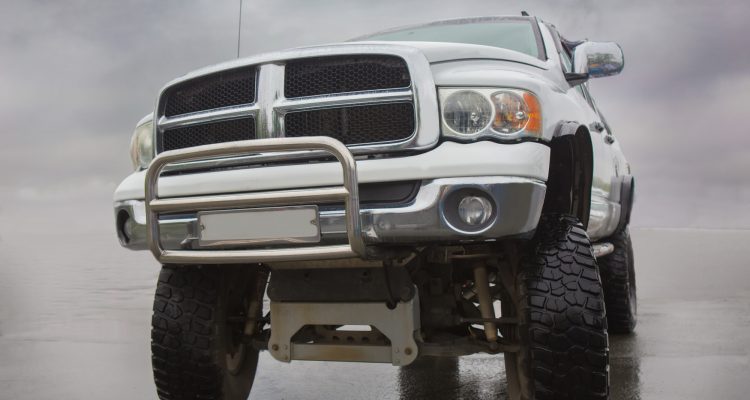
left=615, top=175, right=635, bottom=233
left=542, top=122, right=594, bottom=228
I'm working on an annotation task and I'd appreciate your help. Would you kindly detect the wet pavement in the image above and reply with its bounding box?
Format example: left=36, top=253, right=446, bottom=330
left=1, top=201, right=749, bottom=399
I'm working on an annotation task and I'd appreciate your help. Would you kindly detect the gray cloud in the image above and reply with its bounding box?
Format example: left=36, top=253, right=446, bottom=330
left=1, top=0, right=749, bottom=229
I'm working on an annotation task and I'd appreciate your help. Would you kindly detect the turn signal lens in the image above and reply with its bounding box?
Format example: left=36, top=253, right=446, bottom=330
left=490, top=91, right=542, bottom=136
left=522, top=91, right=542, bottom=135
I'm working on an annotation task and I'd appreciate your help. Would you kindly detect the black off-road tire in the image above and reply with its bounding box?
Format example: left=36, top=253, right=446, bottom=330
left=151, top=265, right=265, bottom=400
left=598, top=228, right=637, bottom=334
left=506, top=214, right=609, bottom=400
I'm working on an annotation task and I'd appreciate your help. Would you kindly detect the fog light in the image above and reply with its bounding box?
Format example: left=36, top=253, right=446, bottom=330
left=457, top=196, right=493, bottom=225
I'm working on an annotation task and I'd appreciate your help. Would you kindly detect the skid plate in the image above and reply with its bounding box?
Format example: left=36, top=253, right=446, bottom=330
left=269, top=295, right=420, bottom=366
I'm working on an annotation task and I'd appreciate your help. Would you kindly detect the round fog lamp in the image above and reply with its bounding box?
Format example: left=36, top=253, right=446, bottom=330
left=458, top=196, right=493, bottom=225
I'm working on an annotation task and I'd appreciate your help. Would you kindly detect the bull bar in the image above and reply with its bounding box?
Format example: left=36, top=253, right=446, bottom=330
left=145, top=137, right=366, bottom=264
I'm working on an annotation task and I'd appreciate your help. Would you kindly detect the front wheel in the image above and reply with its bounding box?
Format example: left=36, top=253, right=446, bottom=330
left=505, top=214, right=609, bottom=400
left=151, top=265, right=267, bottom=400
left=598, top=227, right=637, bottom=333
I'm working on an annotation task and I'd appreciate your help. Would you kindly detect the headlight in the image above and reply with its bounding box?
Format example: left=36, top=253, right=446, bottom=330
left=442, top=91, right=493, bottom=134
left=439, top=88, right=542, bottom=140
left=129, top=117, right=154, bottom=170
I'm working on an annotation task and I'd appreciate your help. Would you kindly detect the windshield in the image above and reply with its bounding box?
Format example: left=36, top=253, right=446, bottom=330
left=356, top=17, right=543, bottom=59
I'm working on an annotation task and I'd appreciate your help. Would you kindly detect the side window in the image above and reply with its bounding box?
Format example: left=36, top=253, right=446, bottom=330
left=546, top=23, right=596, bottom=110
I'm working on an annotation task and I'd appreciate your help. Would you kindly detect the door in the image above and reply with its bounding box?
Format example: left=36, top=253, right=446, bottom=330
left=579, top=83, right=620, bottom=240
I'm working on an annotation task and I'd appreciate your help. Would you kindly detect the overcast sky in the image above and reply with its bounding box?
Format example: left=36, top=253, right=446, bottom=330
left=1, top=0, right=749, bottom=231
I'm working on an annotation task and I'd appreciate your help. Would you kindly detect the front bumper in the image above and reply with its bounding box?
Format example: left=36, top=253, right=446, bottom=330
left=116, top=175, right=545, bottom=250
left=114, top=137, right=548, bottom=264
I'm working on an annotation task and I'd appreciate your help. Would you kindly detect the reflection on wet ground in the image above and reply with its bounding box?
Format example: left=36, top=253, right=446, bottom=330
left=1, top=221, right=749, bottom=399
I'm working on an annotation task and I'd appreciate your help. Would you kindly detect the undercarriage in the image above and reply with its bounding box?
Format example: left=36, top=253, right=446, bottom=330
left=259, top=243, right=529, bottom=366
left=152, top=214, right=614, bottom=400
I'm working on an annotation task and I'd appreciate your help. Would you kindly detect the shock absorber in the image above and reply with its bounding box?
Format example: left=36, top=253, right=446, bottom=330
left=472, top=260, right=498, bottom=348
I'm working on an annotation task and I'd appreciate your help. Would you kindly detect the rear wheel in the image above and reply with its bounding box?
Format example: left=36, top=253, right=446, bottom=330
left=598, top=228, right=637, bottom=333
left=151, top=265, right=267, bottom=400
left=505, top=214, right=609, bottom=399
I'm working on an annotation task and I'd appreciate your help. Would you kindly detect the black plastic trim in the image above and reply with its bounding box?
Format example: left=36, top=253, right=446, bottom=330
left=616, top=175, right=635, bottom=233
left=267, top=267, right=414, bottom=302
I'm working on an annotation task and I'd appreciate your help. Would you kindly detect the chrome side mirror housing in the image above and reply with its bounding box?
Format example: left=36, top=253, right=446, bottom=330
left=573, top=41, right=624, bottom=78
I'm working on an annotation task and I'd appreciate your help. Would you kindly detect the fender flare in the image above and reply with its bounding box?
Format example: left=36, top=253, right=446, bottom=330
left=544, top=121, right=594, bottom=228
left=552, top=121, right=582, bottom=138
left=615, top=175, right=635, bottom=233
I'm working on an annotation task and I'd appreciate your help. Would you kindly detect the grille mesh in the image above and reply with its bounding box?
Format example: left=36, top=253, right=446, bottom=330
left=285, top=55, right=411, bottom=98
left=163, top=67, right=256, bottom=117
left=162, top=118, right=256, bottom=151
left=284, top=103, right=415, bottom=145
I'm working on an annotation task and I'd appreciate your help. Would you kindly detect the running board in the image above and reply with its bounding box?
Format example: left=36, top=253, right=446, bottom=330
left=592, top=242, right=615, bottom=258
left=268, top=296, right=420, bottom=366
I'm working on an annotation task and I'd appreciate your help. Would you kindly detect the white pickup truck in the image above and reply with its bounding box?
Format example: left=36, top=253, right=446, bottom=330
left=115, top=15, right=636, bottom=400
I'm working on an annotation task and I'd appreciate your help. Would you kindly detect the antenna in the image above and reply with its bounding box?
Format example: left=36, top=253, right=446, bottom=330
left=237, top=0, right=244, bottom=58
left=521, top=11, right=530, bottom=16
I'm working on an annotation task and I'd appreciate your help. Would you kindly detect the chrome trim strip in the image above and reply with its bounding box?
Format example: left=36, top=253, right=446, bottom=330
left=159, top=245, right=356, bottom=264
left=145, top=137, right=366, bottom=264
left=158, top=105, right=260, bottom=130
left=149, top=187, right=349, bottom=213
left=275, top=88, right=413, bottom=113
left=160, top=151, right=331, bottom=173
left=256, top=64, right=284, bottom=139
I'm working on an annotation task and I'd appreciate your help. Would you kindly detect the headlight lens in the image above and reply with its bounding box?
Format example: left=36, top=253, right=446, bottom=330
left=129, top=119, right=154, bottom=170
left=439, top=88, right=542, bottom=140
left=442, top=90, right=493, bottom=134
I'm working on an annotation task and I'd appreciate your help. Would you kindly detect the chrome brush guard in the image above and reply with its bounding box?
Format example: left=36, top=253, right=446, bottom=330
left=145, top=136, right=366, bottom=264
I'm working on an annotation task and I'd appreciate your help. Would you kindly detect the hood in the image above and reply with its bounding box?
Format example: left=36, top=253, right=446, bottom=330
left=349, top=40, right=548, bottom=69
left=165, top=41, right=547, bottom=87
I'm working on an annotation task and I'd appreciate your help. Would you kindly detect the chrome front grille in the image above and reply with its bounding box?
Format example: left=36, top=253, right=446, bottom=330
left=284, top=55, right=411, bottom=98
left=162, top=117, right=256, bottom=151
left=163, top=67, right=256, bottom=117
left=284, top=103, right=415, bottom=145
left=154, top=45, right=440, bottom=161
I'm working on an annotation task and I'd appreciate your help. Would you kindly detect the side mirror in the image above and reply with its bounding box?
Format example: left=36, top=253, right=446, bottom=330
left=573, top=41, right=624, bottom=78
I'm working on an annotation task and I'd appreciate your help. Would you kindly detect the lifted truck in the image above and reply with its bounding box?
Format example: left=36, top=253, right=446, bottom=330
left=115, top=15, right=636, bottom=400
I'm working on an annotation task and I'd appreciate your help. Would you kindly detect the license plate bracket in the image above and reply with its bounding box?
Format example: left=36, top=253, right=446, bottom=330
left=197, top=206, right=320, bottom=247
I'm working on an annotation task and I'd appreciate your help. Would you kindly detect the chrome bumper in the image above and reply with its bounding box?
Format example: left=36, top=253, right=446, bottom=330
left=115, top=137, right=546, bottom=264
